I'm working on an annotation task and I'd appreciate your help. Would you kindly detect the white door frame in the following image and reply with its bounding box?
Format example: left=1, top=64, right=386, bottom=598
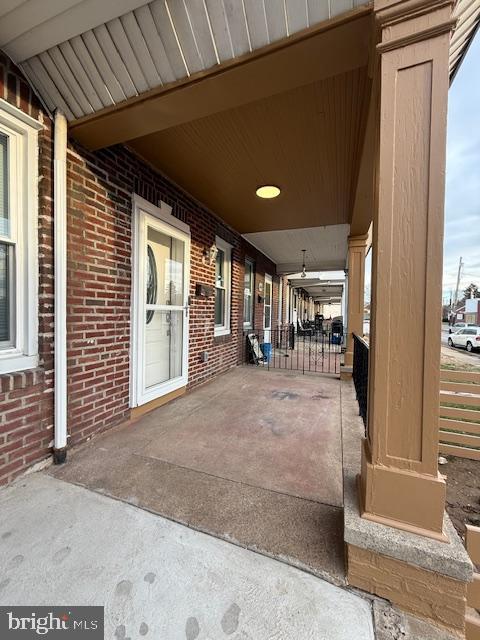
left=131, top=194, right=190, bottom=407
left=278, top=277, right=283, bottom=326
left=264, top=273, right=272, bottom=342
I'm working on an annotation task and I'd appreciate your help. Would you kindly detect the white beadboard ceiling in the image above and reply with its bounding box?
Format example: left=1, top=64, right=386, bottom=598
left=0, top=0, right=369, bottom=120
left=243, top=224, right=349, bottom=274
left=0, top=1, right=477, bottom=121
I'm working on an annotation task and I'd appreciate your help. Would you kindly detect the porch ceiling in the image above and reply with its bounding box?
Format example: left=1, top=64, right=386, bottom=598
left=130, top=67, right=369, bottom=234
left=244, top=224, right=349, bottom=273
left=2, top=0, right=476, bottom=239
left=288, top=278, right=344, bottom=302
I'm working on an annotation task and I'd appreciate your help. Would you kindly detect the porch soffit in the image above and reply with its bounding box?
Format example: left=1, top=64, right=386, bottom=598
left=288, top=279, right=344, bottom=300
left=243, top=224, right=349, bottom=273
left=0, top=0, right=475, bottom=130
left=0, top=0, right=371, bottom=125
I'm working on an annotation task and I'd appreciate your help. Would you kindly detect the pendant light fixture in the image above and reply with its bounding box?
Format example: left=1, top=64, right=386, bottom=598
left=301, top=249, right=307, bottom=278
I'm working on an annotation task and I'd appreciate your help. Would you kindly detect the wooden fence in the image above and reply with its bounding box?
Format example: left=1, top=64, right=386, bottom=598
left=466, top=525, right=480, bottom=639
left=439, top=369, right=480, bottom=461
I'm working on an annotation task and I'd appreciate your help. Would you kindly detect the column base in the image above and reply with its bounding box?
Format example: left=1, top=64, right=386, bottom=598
left=340, top=365, right=353, bottom=380
left=343, top=350, right=353, bottom=368
left=344, top=470, right=473, bottom=639
left=346, top=543, right=468, bottom=638
left=360, top=439, right=447, bottom=540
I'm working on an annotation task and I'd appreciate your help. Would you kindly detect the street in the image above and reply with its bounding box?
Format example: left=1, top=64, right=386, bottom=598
left=441, top=323, right=480, bottom=368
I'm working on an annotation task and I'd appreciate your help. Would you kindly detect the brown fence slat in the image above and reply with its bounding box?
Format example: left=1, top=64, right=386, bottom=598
left=438, top=444, right=480, bottom=460
left=440, top=406, right=480, bottom=423
left=439, top=431, right=480, bottom=448
left=439, top=370, right=480, bottom=461
left=440, top=392, right=480, bottom=407
left=441, top=381, right=480, bottom=395
left=466, top=525, right=480, bottom=565
left=439, top=418, right=480, bottom=435
left=440, top=369, right=480, bottom=383
left=468, top=574, right=480, bottom=610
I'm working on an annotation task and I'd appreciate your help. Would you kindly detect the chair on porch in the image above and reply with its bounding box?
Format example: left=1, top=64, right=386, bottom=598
left=297, top=319, right=314, bottom=337
left=246, top=333, right=267, bottom=365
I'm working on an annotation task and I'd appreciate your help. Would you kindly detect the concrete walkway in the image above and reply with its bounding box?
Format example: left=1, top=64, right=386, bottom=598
left=0, top=474, right=374, bottom=640
left=51, top=367, right=345, bottom=582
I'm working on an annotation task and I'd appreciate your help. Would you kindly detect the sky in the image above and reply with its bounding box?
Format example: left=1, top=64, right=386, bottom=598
left=443, top=32, right=480, bottom=303
left=363, top=33, right=480, bottom=307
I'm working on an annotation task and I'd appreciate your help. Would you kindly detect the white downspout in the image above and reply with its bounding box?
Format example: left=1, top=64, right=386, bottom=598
left=53, top=110, right=68, bottom=463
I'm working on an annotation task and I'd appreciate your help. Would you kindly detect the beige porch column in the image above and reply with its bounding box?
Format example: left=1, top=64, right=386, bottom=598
left=359, top=0, right=455, bottom=539
left=344, top=234, right=369, bottom=369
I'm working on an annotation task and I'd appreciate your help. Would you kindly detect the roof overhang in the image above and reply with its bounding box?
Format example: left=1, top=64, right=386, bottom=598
left=1, top=0, right=475, bottom=127
left=1, top=0, right=477, bottom=245
left=450, top=0, right=480, bottom=81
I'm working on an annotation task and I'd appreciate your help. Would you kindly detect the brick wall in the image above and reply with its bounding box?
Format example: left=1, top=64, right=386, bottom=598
left=0, top=54, right=54, bottom=486
left=65, top=142, right=278, bottom=446
left=0, top=55, right=279, bottom=484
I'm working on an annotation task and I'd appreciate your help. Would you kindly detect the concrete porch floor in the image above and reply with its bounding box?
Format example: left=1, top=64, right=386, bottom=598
left=0, top=474, right=375, bottom=640
left=51, top=367, right=346, bottom=583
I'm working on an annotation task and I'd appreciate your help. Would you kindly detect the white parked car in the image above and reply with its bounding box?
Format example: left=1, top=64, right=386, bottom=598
left=448, top=327, right=480, bottom=353
left=448, top=322, right=477, bottom=334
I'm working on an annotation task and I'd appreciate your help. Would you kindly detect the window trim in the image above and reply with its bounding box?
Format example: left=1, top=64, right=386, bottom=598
left=214, top=236, right=232, bottom=337
left=243, top=258, right=254, bottom=329
left=0, top=99, right=41, bottom=374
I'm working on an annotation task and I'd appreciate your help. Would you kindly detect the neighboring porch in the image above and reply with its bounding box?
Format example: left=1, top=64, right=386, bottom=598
left=51, top=366, right=347, bottom=584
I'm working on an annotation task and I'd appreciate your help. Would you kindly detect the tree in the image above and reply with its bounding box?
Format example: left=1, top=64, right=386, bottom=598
left=463, top=283, right=480, bottom=300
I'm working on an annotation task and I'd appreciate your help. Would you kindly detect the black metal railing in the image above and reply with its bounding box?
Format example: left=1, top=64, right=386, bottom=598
left=352, top=334, right=369, bottom=430
left=244, top=324, right=343, bottom=375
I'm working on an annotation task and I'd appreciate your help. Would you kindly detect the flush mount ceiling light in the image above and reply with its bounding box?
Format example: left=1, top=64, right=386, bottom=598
left=256, top=185, right=281, bottom=199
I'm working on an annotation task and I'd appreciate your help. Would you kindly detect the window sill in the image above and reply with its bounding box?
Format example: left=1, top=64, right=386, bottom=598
left=214, top=327, right=231, bottom=338
left=0, top=353, right=39, bottom=375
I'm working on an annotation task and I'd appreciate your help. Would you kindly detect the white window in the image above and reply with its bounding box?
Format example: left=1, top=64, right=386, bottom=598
left=214, top=236, right=232, bottom=336
left=243, top=259, right=254, bottom=328
left=0, top=100, right=41, bottom=374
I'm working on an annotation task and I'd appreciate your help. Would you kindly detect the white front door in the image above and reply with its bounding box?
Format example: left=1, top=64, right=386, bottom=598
left=264, top=274, right=272, bottom=343
left=132, top=196, right=190, bottom=407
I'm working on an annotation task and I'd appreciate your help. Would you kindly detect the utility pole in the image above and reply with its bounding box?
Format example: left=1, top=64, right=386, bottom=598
left=452, top=257, right=464, bottom=317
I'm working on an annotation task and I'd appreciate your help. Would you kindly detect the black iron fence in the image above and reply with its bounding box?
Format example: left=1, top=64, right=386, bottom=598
left=352, top=333, right=369, bottom=430
left=244, top=324, right=343, bottom=375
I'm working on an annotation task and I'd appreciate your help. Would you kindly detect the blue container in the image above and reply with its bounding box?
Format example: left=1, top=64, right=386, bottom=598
left=261, top=342, right=272, bottom=362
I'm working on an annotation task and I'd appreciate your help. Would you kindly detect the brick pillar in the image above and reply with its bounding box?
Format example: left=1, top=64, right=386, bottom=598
left=344, top=234, right=368, bottom=369
left=359, top=0, right=455, bottom=539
